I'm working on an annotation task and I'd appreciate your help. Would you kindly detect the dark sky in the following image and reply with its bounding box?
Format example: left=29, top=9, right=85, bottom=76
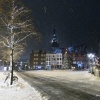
left=21, top=0, right=100, bottom=60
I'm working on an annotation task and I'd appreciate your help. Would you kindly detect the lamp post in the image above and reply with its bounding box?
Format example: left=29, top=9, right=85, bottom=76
left=87, top=53, right=95, bottom=73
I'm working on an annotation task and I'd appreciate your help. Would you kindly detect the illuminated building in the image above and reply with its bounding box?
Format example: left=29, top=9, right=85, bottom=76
left=46, top=53, right=62, bottom=69
left=63, top=44, right=87, bottom=69
left=29, top=50, right=46, bottom=69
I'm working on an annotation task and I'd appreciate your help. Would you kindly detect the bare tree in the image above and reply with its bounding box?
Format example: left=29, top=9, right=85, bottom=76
left=0, top=0, right=37, bottom=85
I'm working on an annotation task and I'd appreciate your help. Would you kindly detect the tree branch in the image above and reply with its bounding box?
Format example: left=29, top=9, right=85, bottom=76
left=0, top=35, right=10, bottom=46
left=0, top=18, right=7, bottom=26
left=13, top=31, right=31, bottom=36
left=0, top=13, right=9, bottom=25
left=0, top=41, right=10, bottom=47
left=14, top=32, right=36, bottom=44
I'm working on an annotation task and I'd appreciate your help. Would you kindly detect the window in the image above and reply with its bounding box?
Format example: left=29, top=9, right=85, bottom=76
left=35, top=62, right=38, bottom=64
left=54, top=58, right=56, bottom=61
left=34, top=58, right=38, bottom=60
left=33, top=58, right=35, bottom=60
left=34, top=54, right=38, bottom=56
left=41, top=54, right=43, bottom=56
left=57, top=58, right=59, bottom=60
left=41, top=62, right=43, bottom=64
left=46, top=62, right=48, bottom=65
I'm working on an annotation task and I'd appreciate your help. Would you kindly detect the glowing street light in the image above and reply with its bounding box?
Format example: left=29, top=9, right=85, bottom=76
left=87, top=53, right=95, bottom=59
left=87, top=53, right=95, bottom=73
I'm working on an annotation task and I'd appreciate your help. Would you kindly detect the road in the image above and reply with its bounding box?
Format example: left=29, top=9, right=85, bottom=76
left=17, top=70, right=100, bottom=100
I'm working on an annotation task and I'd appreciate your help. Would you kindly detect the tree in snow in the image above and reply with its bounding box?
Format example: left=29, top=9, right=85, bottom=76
left=62, top=49, right=68, bottom=69
left=0, top=0, right=37, bottom=85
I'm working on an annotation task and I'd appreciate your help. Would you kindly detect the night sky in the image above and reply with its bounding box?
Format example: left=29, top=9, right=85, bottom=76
left=21, top=0, right=100, bottom=60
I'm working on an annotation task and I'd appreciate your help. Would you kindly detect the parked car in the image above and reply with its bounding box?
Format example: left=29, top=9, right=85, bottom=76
left=71, top=64, right=77, bottom=70
left=35, top=66, right=42, bottom=70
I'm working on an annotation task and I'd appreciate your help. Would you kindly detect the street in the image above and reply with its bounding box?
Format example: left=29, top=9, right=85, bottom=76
left=17, top=70, right=100, bottom=100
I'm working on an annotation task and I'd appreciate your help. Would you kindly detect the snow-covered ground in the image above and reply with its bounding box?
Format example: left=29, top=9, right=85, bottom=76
left=27, top=70, right=100, bottom=86
left=0, top=71, right=45, bottom=100
left=1, top=70, right=100, bottom=100
left=23, top=70, right=100, bottom=98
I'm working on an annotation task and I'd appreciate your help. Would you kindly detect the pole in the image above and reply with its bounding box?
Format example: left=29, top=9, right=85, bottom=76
left=10, top=48, right=14, bottom=85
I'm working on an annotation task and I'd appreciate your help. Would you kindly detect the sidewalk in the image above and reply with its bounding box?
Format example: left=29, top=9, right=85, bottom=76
left=0, top=71, right=46, bottom=100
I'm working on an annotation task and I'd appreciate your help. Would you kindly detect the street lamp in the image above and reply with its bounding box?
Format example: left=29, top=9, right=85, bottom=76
left=87, top=53, right=95, bottom=59
left=87, top=53, right=95, bottom=73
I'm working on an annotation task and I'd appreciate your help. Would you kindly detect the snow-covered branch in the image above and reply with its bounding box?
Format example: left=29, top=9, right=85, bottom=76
left=0, top=35, right=10, bottom=46
left=0, top=41, right=9, bottom=47
left=15, top=32, right=36, bottom=44
left=13, top=31, right=31, bottom=36
left=12, top=24, right=31, bottom=29
left=0, top=13, right=9, bottom=25
left=13, top=9, right=28, bottom=18
left=0, top=18, right=7, bottom=26
left=13, top=7, right=24, bottom=15
left=15, top=20, right=31, bottom=26
left=13, top=6, right=17, bottom=13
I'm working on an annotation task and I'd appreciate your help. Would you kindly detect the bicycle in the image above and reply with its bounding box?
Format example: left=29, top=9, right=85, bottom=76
left=4, top=72, right=18, bottom=83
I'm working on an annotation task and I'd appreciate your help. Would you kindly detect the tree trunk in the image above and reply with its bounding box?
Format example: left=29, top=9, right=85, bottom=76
left=9, top=35, right=14, bottom=85
left=10, top=48, right=14, bottom=85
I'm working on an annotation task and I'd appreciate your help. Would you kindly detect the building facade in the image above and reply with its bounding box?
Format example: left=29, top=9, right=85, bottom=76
left=62, top=45, right=87, bottom=69
left=46, top=53, right=62, bottom=69
left=29, top=50, right=46, bottom=69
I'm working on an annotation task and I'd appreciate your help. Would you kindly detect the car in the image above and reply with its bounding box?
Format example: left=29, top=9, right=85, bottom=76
left=35, top=66, right=42, bottom=70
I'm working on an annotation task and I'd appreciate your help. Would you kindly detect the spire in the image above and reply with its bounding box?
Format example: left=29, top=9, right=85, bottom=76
left=51, top=29, right=59, bottom=48
left=53, top=29, right=56, bottom=39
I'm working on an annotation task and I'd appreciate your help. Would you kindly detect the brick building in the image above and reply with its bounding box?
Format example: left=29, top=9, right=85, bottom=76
left=29, top=50, right=46, bottom=69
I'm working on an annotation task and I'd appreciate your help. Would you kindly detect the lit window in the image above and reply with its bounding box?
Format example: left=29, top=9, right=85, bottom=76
left=41, top=62, right=43, bottom=64
left=34, top=54, right=38, bottom=56
left=33, top=58, right=35, bottom=60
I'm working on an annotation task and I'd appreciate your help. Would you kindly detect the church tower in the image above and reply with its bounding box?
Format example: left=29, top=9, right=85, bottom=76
left=50, top=29, right=59, bottom=53
left=51, top=29, right=59, bottom=48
